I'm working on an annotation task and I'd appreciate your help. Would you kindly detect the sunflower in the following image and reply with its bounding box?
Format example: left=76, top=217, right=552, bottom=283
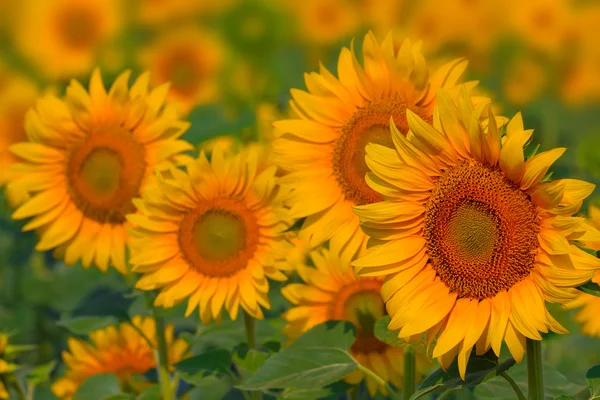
left=13, top=0, right=121, bottom=79
left=570, top=205, right=600, bottom=337
left=282, top=246, right=430, bottom=396
left=273, top=32, right=473, bottom=260
left=8, top=69, right=193, bottom=274
left=0, top=334, right=13, bottom=399
left=51, top=316, right=189, bottom=400
left=138, top=26, right=225, bottom=114
left=0, top=67, right=39, bottom=208
left=128, top=144, right=292, bottom=324
left=503, top=56, right=547, bottom=106
left=351, top=87, right=600, bottom=378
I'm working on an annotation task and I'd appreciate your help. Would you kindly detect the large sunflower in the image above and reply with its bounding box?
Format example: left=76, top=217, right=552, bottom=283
left=273, top=32, right=473, bottom=260
left=51, top=316, right=189, bottom=400
left=282, top=246, right=430, bottom=396
left=352, top=87, right=600, bottom=378
left=128, top=144, right=291, bottom=324
left=9, top=69, right=193, bottom=274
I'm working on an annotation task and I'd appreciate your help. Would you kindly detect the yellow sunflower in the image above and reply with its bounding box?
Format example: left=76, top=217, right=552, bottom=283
left=138, top=26, right=225, bottom=114
left=273, top=32, right=474, bottom=260
left=0, top=333, right=12, bottom=399
left=128, top=144, right=292, bottom=324
left=51, top=316, right=189, bottom=400
left=13, top=0, right=121, bottom=79
left=570, top=205, right=600, bottom=337
left=8, top=69, right=193, bottom=274
left=282, top=246, right=430, bottom=396
left=0, top=67, right=40, bottom=208
left=351, top=87, right=600, bottom=378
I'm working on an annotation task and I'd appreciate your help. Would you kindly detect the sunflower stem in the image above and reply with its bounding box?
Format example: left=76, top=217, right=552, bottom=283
left=501, top=372, right=526, bottom=400
left=356, top=364, right=400, bottom=400
left=243, top=312, right=261, bottom=400
left=403, top=344, right=416, bottom=400
left=145, top=293, right=174, bottom=400
left=526, top=339, right=544, bottom=400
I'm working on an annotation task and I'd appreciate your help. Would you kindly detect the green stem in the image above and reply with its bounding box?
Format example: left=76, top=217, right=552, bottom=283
left=243, top=312, right=261, bottom=400
left=403, top=345, right=416, bottom=400
left=4, top=373, right=26, bottom=400
left=526, top=339, right=544, bottom=400
left=356, top=364, right=400, bottom=400
left=145, top=293, right=174, bottom=400
left=501, top=372, right=526, bottom=400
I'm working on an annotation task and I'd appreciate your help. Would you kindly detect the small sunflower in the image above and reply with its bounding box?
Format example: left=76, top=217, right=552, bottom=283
left=128, top=144, right=292, bottom=324
left=9, top=69, right=193, bottom=274
left=51, top=316, right=189, bottom=400
left=282, top=246, right=429, bottom=396
left=288, top=0, right=360, bottom=46
left=138, top=26, right=225, bottom=114
left=13, top=0, right=121, bottom=79
left=0, top=333, right=14, bottom=399
left=351, top=87, right=600, bottom=378
left=274, top=32, right=474, bottom=259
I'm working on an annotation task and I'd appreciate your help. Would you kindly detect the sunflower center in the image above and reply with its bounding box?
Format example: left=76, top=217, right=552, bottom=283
left=67, top=128, right=147, bottom=224
left=330, top=280, right=388, bottom=354
left=163, top=50, right=204, bottom=96
left=57, top=6, right=99, bottom=50
left=424, top=160, right=540, bottom=300
left=333, top=100, right=430, bottom=206
left=179, top=197, right=259, bottom=277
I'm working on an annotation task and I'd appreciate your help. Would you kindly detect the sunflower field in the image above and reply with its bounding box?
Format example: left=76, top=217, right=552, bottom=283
left=1, top=0, right=600, bottom=399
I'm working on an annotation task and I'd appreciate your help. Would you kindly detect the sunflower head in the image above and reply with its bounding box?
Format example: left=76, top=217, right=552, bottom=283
left=128, top=144, right=292, bottom=324
left=282, top=246, right=430, bottom=396
left=14, top=0, right=121, bottom=78
left=8, top=69, right=193, bottom=274
left=352, top=87, right=600, bottom=379
left=274, top=31, right=473, bottom=260
left=51, top=316, right=188, bottom=400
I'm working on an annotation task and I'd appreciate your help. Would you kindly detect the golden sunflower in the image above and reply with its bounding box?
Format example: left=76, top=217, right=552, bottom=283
left=0, top=333, right=12, bottom=399
left=13, top=0, right=121, bottom=79
left=282, top=246, right=429, bottom=396
left=128, top=144, right=292, bottom=324
left=352, top=87, right=600, bottom=378
left=273, top=32, right=474, bottom=259
left=138, top=26, right=225, bottom=114
left=51, top=316, right=189, bottom=400
left=9, top=69, right=193, bottom=274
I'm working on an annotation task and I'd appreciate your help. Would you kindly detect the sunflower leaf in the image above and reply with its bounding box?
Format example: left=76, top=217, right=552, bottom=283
left=26, top=360, right=56, bottom=386
left=410, top=351, right=516, bottom=400
left=373, top=316, right=406, bottom=347
left=56, top=316, right=118, bottom=335
left=237, top=320, right=358, bottom=391
left=586, top=365, right=600, bottom=399
left=73, top=373, right=123, bottom=400
left=175, top=349, right=232, bottom=382
left=576, top=281, right=600, bottom=297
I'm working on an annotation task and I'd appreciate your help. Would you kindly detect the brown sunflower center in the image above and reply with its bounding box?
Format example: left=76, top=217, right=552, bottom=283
left=162, top=50, right=205, bottom=96
left=333, top=100, right=430, bottom=206
left=179, top=197, right=259, bottom=277
left=67, top=128, right=147, bottom=224
left=56, top=6, right=100, bottom=50
left=424, top=160, right=540, bottom=300
left=330, top=280, right=388, bottom=354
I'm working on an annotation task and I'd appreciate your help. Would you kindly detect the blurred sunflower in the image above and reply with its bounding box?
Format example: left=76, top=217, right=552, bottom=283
left=134, top=0, right=236, bottom=26
left=288, top=0, right=360, bottom=47
left=128, top=144, right=292, bottom=324
left=0, top=333, right=13, bottom=399
left=13, top=0, right=121, bottom=79
left=503, top=56, right=547, bottom=106
left=0, top=67, right=39, bottom=208
left=9, top=69, right=193, bottom=273
left=352, top=88, right=600, bottom=378
left=273, top=32, right=472, bottom=259
left=282, top=246, right=429, bottom=395
left=52, top=316, right=189, bottom=399
left=138, top=26, right=226, bottom=114
left=353, top=0, right=403, bottom=37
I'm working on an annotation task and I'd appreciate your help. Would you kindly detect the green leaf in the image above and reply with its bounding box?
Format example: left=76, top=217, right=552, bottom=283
left=233, top=346, right=270, bottom=375
left=237, top=320, right=358, bottom=391
left=373, top=316, right=405, bottom=347
left=26, top=360, right=56, bottom=386
left=73, top=373, right=122, bottom=400
left=411, top=351, right=516, bottom=399
left=586, top=365, right=600, bottom=399
left=184, top=376, right=234, bottom=400
left=280, top=387, right=334, bottom=399
left=577, top=281, right=600, bottom=297
left=136, top=385, right=160, bottom=400
left=175, top=349, right=232, bottom=384
left=474, top=361, right=587, bottom=399
left=57, top=316, right=118, bottom=335
left=4, top=344, right=37, bottom=358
